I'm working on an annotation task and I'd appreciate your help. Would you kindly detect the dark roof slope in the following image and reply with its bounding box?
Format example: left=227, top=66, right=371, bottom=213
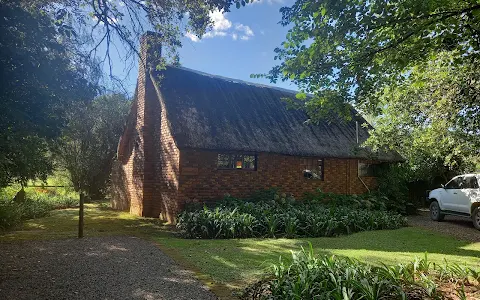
left=151, top=66, right=402, bottom=161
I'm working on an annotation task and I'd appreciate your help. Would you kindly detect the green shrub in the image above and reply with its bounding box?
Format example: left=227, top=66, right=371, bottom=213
left=303, top=189, right=389, bottom=211
left=177, top=193, right=407, bottom=239
left=0, top=200, right=23, bottom=229
left=0, top=198, right=51, bottom=229
left=242, top=248, right=479, bottom=300
left=0, top=187, right=78, bottom=230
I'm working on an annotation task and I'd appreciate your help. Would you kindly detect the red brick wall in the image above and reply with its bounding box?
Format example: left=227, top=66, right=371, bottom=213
left=178, top=149, right=377, bottom=205
left=111, top=33, right=179, bottom=219
left=110, top=37, right=150, bottom=216
left=150, top=79, right=181, bottom=223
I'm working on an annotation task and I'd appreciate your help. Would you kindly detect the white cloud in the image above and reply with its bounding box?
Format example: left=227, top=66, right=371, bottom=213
left=188, top=9, right=231, bottom=41
left=249, top=0, right=284, bottom=5
left=204, top=31, right=228, bottom=38
left=260, top=30, right=265, bottom=35
left=235, top=24, right=254, bottom=40
left=184, top=10, right=255, bottom=42
left=235, top=24, right=254, bottom=37
left=185, top=32, right=200, bottom=42
left=209, top=10, right=232, bottom=31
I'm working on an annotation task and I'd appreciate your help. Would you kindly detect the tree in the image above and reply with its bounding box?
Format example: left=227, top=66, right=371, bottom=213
left=54, top=94, right=130, bottom=199
left=261, top=0, right=480, bottom=118
left=366, top=52, right=480, bottom=180
left=0, top=3, right=98, bottom=187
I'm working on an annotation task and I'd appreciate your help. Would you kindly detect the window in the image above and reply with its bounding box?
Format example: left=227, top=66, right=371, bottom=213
left=303, top=158, right=324, bottom=180
left=445, top=177, right=464, bottom=189
left=463, top=176, right=479, bottom=189
left=217, top=153, right=256, bottom=170
left=358, top=162, right=378, bottom=177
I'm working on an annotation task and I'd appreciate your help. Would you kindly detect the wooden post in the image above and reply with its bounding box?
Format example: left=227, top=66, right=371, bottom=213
left=78, top=193, right=84, bottom=238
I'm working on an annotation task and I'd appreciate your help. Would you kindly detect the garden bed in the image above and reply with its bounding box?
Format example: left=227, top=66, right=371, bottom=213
left=177, top=191, right=408, bottom=239
left=242, top=247, right=480, bottom=300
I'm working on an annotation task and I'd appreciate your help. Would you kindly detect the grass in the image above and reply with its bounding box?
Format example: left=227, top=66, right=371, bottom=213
left=1, top=203, right=479, bottom=299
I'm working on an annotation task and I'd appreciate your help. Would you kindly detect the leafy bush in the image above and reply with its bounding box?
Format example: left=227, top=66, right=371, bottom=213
left=375, top=164, right=413, bottom=214
left=303, top=189, right=389, bottom=211
left=177, top=192, right=407, bottom=239
left=242, top=247, right=480, bottom=300
left=0, top=188, right=78, bottom=230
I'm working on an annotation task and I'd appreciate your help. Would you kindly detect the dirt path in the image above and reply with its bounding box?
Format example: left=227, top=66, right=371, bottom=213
left=0, top=236, right=217, bottom=300
left=408, top=210, right=480, bottom=243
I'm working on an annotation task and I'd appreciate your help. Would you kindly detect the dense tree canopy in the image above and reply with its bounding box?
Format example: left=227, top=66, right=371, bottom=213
left=366, top=53, right=480, bottom=180
left=262, top=0, right=480, bottom=118
left=0, top=3, right=98, bottom=187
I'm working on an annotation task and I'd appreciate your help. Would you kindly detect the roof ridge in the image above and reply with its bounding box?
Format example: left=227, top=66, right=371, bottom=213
left=166, top=64, right=302, bottom=96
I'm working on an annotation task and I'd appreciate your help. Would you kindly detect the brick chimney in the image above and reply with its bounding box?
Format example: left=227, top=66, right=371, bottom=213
left=129, top=31, right=162, bottom=217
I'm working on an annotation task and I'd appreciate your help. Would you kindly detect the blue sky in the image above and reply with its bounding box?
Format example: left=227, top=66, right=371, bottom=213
left=105, top=0, right=296, bottom=95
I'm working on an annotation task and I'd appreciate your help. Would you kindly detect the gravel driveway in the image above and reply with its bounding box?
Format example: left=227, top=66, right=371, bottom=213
left=409, top=210, right=480, bottom=243
left=0, top=236, right=217, bottom=300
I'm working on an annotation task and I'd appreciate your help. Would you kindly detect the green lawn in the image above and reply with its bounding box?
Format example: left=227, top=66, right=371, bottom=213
left=1, top=203, right=479, bottom=298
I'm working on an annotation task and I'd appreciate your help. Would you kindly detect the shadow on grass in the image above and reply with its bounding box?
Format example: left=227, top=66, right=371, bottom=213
left=0, top=204, right=171, bottom=241
left=152, top=226, right=480, bottom=296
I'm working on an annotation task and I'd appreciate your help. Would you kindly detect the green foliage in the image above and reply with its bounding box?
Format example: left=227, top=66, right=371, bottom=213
left=0, top=3, right=98, bottom=187
left=53, top=94, right=130, bottom=199
left=304, top=180, right=411, bottom=215
left=374, top=164, right=412, bottom=214
left=0, top=188, right=78, bottom=230
left=365, top=53, right=480, bottom=180
left=264, top=0, right=480, bottom=119
left=177, top=193, right=407, bottom=239
left=303, top=190, right=387, bottom=211
left=243, top=248, right=479, bottom=300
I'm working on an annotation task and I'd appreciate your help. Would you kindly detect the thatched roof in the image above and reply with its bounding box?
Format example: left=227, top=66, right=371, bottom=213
left=151, top=66, right=402, bottom=162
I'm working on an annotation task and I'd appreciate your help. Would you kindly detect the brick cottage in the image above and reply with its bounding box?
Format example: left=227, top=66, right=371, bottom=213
left=111, top=32, right=402, bottom=223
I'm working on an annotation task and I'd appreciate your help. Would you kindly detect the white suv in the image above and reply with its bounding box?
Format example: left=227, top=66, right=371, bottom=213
left=428, top=174, right=480, bottom=230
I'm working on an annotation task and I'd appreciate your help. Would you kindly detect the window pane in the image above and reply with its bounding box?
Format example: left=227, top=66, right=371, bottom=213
left=217, top=153, right=256, bottom=170
left=358, top=162, right=377, bottom=177
left=358, top=162, right=369, bottom=177
left=235, top=155, right=243, bottom=169
left=243, top=155, right=256, bottom=170
left=445, top=178, right=461, bottom=189
left=303, top=158, right=324, bottom=180
left=217, top=154, right=232, bottom=168
left=465, top=176, right=480, bottom=189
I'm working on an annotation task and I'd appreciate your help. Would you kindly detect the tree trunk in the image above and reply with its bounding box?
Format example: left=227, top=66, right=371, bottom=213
left=78, top=193, right=84, bottom=238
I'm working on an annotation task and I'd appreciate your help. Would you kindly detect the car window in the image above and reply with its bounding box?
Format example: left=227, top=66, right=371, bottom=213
left=463, top=176, right=479, bottom=189
left=445, top=177, right=463, bottom=189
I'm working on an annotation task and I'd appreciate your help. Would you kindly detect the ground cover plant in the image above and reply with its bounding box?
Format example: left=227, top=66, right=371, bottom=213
left=242, top=247, right=480, bottom=300
left=177, top=191, right=408, bottom=239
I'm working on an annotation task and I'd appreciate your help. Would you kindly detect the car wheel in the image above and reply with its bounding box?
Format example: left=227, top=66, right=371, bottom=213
left=430, top=201, right=445, bottom=221
left=472, top=207, right=480, bottom=230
